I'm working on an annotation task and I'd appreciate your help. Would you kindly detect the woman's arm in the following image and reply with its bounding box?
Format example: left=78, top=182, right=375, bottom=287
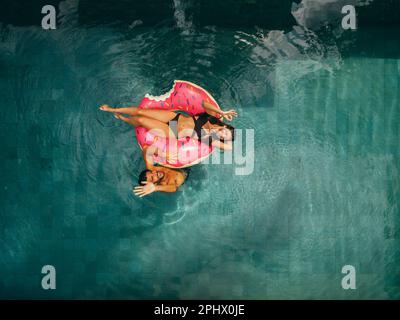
left=203, top=101, right=223, bottom=117
left=211, top=140, right=233, bottom=151
left=142, top=145, right=157, bottom=170
left=203, top=101, right=237, bottom=121
left=143, top=138, right=179, bottom=168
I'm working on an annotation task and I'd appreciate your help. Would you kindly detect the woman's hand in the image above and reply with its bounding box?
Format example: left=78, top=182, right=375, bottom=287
left=221, top=109, right=238, bottom=121
left=133, top=181, right=156, bottom=197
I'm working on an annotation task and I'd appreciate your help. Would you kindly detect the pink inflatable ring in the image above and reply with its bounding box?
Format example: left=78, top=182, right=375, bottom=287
left=135, top=80, right=222, bottom=168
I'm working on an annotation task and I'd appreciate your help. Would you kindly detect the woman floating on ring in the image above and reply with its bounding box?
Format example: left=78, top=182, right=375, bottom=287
left=100, top=80, right=237, bottom=196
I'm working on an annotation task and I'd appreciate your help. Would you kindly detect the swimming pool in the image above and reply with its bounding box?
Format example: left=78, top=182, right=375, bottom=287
left=0, top=0, right=399, bottom=299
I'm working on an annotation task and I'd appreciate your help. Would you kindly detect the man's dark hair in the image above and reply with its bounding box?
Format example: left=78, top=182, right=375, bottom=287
left=138, top=169, right=150, bottom=184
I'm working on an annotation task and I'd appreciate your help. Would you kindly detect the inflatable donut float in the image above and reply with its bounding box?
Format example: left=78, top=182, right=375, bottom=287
left=135, top=80, right=222, bottom=168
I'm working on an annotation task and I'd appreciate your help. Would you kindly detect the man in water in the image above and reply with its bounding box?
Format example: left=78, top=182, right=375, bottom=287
left=133, top=145, right=188, bottom=197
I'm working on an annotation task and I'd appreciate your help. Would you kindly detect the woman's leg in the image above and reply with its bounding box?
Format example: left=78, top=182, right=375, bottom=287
left=135, top=109, right=177, bottom=123
left=100, top=105, right=138, bottom=116
left=114, top=114, right=175, bottom=139
left=100, top=105, right=177, bottom=123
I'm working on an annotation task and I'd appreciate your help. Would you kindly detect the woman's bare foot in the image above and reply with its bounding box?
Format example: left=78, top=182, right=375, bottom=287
left=99, top=105, right=113, bottom=112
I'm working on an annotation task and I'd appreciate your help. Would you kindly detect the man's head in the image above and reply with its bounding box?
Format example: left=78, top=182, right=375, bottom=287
left=138, top=169, right=165, bottom=184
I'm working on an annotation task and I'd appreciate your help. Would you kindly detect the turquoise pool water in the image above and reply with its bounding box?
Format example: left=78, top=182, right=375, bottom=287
left=0, top=1, right=399, bottom=299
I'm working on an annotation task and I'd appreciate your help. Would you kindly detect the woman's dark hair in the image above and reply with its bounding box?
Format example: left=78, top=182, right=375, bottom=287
left=209, top=116, right=235, bottom=142
left=138, top=169, right=150, bottom=184
left=222, top=123, right=235, bottom=142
